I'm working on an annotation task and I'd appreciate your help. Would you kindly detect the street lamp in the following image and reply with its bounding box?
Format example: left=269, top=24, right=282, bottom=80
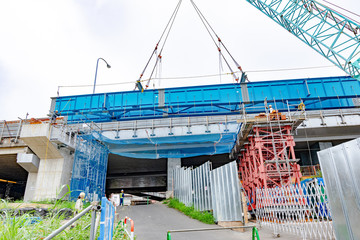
left=93, top=57, right=111, bottom=94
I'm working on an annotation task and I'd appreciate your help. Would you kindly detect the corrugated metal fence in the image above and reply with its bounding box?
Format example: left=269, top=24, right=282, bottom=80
left=173, top=167, right=192, bottom=207
left=173, top=161, right=243, bottom=222
left=318, top=138, right=360, bottom=240
left=192, top=161, right=212, bottom=211
left=211, top=161, right=243, bottom=222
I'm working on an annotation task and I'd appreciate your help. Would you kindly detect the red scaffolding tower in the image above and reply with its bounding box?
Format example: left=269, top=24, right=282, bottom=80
left=238, top=119, right=302, bottom=210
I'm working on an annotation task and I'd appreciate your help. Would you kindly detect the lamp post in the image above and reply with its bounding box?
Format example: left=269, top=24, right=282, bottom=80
left=93, top=58, right=111, bottom=94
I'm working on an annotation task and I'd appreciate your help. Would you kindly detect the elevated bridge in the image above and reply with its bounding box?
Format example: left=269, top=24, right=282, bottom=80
left=2, top=76, right=360, bottom=201
left=49, top=75, right=360, bottom=200
left=52, top=76, right=360, bottom=123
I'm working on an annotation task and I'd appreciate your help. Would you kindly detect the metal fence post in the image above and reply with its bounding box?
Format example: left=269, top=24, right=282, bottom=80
left=89, top=207, right=97, bottom=240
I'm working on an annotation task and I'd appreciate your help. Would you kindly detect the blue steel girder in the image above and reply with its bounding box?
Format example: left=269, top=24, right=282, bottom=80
left=53, top=76, right=360, bottom=123
left=245, top=0, right=360, bottom=80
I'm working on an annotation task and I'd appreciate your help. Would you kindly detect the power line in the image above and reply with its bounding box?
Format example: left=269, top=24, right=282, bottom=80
left=315, top=0, right=360, bottom=25
left=321, top=0, right=360, bottom=19
left=57, top=65, right=340, bottom=89
left=246, top=65, right=338, bottom=73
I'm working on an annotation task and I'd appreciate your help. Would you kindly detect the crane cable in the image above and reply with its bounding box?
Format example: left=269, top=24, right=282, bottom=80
left=146, top=0, right=182, bottom=89
left=190, top=0, right=238, bottom=82
left=135, top=0, right=183, bottom=92
left=190, top=0, right=247, bottom=82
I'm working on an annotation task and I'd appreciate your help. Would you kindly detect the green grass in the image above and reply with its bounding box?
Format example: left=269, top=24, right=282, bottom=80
left=0, top=209, right=93, bottom=240
left=113, top=220, right=132, bottom=240
left=0, top=200, right=128, bottom=240
left=30, top=199, right=90, bottom=210
left=164, top=198, right=215, bottom=224
left=0, top=184, right=128, bottom=239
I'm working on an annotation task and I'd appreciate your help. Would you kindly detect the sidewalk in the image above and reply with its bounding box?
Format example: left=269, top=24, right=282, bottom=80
left=116, top=202, right=301, bottom=240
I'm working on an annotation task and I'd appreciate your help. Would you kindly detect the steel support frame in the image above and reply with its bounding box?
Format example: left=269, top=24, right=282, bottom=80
left=239, top=124, right=302, bottom=209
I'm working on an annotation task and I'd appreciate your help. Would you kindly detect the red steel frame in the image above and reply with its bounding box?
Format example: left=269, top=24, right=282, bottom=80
left=239, top=124, right=302, bottom=209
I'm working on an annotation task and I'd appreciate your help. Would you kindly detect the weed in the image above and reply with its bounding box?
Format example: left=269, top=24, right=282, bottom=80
left=0, top=185, right=127, bottom=239
left=166, top=198, right=215, bottom=224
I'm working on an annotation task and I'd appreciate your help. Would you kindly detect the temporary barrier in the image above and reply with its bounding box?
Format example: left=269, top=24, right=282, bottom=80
left=318, top=138, right=360, bottom=240
left=173, top=161, right=243, bottom=222
left=70, top=135, right=109, bottom=201
left=123, top=216, right=135, bottom=240
left=99, top=197, right=116, bottom=240
left=211, top=161, right=243, bottom=222
left=192, top=161, right=212, bottom=211
left=173, top=166, right=192, bottom=207
left=256, top=180, right=335, bottom=239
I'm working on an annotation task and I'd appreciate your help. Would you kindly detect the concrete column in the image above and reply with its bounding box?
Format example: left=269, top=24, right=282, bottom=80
left=167, top=158, right=181, bottom=193
left=17, top=153, right=40, bottom=201
left=24, top=173, right=38, bottom=201
left=19, top=123, right=75, bottom=201
left=33, top=147, right=74, bottom=201
left=319, top=142, right=333, bottom=150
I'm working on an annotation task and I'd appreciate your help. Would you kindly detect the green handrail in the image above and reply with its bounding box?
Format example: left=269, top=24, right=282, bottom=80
left=252, top=227, right=260, bottom=240
left=167, top=226, right=260, bottom=240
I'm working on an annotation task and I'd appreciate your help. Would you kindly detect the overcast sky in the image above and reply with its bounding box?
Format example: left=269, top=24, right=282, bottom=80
left=0, top=0, right=359, bottom=120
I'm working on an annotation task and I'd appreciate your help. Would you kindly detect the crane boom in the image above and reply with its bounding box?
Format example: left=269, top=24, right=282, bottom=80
left=245, top=0, right=360, bottom=80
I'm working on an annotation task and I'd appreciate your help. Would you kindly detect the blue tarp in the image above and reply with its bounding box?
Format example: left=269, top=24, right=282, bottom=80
left=93, top=131, right=239, bottom=159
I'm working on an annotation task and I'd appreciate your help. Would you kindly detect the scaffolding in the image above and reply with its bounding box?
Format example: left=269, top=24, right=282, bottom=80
left=238, top=121, right=302, bottom=209
left=232, top=104, right=304, bottom=210
left=70, top=134, right=109, bottom=202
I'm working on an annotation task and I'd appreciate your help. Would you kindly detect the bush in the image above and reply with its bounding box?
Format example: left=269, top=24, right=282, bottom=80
left=165, top=198, right=215, bottom=224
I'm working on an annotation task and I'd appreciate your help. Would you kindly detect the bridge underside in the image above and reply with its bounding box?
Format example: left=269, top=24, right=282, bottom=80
left=106, top=153, right=235, bottom=194
left=0, top=141, right=29, bottom=199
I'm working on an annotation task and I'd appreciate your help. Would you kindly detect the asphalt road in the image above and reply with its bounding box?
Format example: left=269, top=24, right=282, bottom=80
left=116, top=202, right=301, bottom=240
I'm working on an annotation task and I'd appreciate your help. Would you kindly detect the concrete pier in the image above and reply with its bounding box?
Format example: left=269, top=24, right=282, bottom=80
left=167, top=158, right=181, bottom=195
left=17, top=123, right=75, bottom=201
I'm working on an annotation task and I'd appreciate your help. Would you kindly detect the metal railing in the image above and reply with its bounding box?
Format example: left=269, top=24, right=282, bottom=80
left=44, top=202, right=101, bottom=240
left=98, top=197, right=116, bottom=240
left=167, top=226, right=260, bottom=240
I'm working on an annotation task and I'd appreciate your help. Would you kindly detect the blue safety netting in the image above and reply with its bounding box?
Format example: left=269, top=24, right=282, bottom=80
left=70, top=135, right=109, bottom=201
left=92, top=130, right=239, bottom=159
